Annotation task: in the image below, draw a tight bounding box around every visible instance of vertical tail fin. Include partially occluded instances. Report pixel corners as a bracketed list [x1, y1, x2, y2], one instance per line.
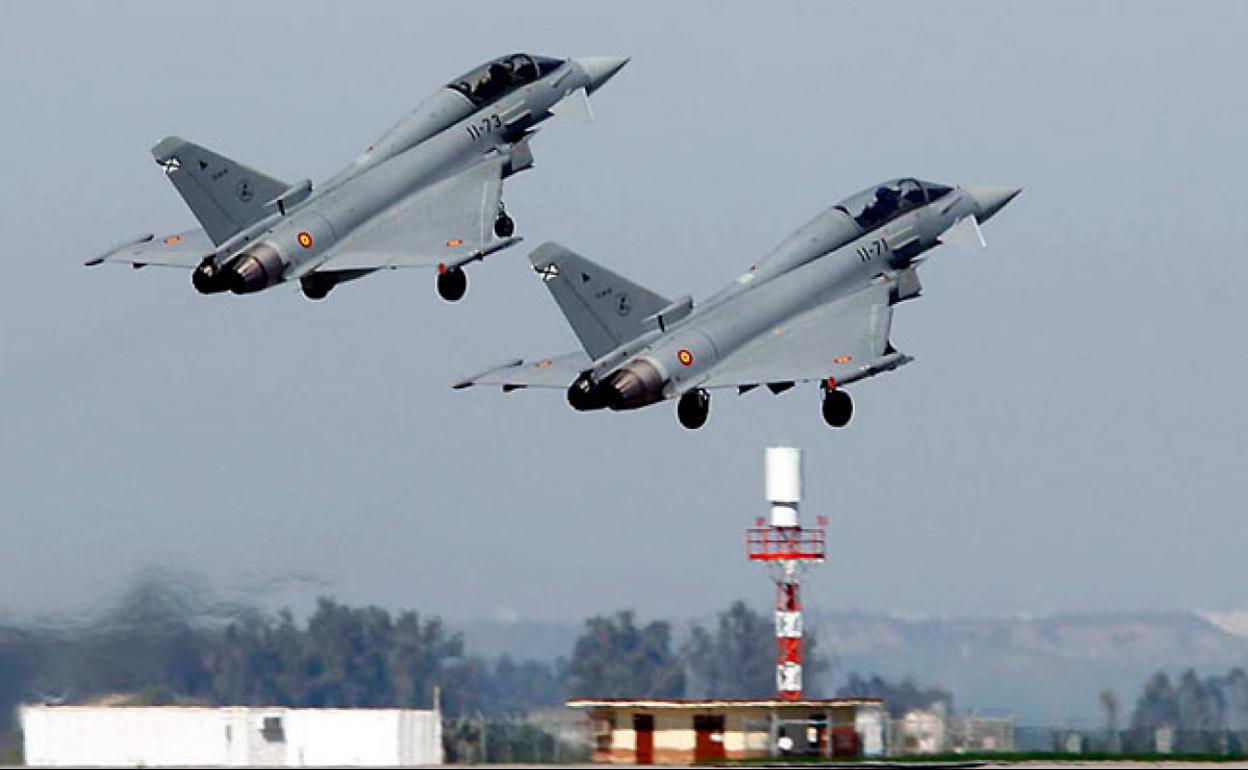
[151, 136, 289, 246]
[529, 242, 670, 359]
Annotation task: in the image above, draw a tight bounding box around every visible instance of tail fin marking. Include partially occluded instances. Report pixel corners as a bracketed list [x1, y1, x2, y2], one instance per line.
[529, 242, 670, 359]
[151, 136, 288, 245]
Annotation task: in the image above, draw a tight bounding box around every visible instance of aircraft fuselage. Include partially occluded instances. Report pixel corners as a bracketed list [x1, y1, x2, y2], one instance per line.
[576, 183, 1013, 412]
[193, 56, 620, 296]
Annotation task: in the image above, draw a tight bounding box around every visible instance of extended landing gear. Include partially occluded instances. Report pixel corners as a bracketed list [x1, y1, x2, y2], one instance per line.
[821, 386, 853, 428]
[494, 202, 515, 238]
[436, 266, 468, 302]
[300, 274, 335, 301]
[677, 388, 710, 430]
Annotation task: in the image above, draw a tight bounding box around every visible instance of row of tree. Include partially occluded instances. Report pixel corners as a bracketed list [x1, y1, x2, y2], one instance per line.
[1132, 668, 1248, 733]
[3, 579, 555, 720]
[0, 575, 963, 759]
[0, 579, 842, 753]
[568, 601, 823, 700]
[21, 579, 1248, 759]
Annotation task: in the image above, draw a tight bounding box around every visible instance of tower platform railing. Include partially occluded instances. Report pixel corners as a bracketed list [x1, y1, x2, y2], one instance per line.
[746, 527, 826, 562]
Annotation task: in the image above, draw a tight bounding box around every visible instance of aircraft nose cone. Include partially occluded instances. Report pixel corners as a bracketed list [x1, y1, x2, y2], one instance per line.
[577, 55, 630, 93]
[965, 186, 1022, 223]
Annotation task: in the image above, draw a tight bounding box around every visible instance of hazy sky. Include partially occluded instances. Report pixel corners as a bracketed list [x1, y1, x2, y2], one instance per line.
[2, 1, 1246, 625]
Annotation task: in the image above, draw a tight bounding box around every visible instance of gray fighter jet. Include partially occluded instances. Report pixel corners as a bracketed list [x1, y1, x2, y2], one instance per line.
[455, 179, 1020, 428]
[86, 53, 628, 301]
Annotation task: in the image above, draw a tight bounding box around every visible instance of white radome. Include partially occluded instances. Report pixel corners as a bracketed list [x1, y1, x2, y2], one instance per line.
[765, 446, 802, 528]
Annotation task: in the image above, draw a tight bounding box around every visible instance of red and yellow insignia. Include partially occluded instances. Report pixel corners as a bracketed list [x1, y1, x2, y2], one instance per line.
[297, 231, 314, 249]
[446, 238, 464, 247]
[536, 359, 553, 369]
[162, 234, 182, 245]
[677, 349, 694, 366]
[833, 354, 853, 364]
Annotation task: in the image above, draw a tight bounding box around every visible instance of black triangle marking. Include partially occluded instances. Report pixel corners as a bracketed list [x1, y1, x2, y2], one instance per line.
[198, 160, 208, 171]
[581, 272, 591, 283]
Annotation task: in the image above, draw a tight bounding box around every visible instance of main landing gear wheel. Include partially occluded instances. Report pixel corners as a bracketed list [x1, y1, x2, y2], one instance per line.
[821, 387, 853, 428]
[436, 267, 468, 302]
[677, 388, 710, 430]
[494, 203, 515, 238]
[300, 275, 334, 300]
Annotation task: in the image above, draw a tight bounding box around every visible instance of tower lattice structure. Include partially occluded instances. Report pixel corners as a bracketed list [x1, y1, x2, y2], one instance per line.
[746, 447, 826, 700]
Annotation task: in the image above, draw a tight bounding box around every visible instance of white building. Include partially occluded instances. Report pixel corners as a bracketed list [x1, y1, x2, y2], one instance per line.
[887, 709, 1017, 755]
[20, 705, 442, 767]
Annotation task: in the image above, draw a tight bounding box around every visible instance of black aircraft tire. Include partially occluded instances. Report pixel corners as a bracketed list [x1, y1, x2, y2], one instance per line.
[677, 389, 710, 430]
[300, 278, 332, 301]
[494, 213, 516, 238]
[437, 268, 468, 302]
[821, 389, 853, 428]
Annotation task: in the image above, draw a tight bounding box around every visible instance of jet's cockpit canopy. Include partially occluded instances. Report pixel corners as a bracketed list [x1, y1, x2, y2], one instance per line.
[836, 178, 954, 231]
[448, 54, 565, 107]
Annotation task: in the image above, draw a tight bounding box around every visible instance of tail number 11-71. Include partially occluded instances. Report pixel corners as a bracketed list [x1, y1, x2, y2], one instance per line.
[466, 115, 503, 141]
[856, 238, 888, 263]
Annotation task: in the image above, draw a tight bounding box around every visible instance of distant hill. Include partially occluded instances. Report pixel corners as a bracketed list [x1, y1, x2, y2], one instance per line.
[807, 609, 1248, 723]
[455, 610, 1248, 723]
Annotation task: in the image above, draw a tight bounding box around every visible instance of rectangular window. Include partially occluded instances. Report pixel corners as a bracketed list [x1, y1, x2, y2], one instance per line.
[261, 715, 285, 743]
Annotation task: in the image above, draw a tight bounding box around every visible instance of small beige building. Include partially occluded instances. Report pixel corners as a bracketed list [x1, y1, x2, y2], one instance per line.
[567, 698, 885, 764]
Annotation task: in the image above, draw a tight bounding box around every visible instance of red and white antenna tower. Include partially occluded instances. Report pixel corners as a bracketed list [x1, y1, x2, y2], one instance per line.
[746, 446, 827, 700]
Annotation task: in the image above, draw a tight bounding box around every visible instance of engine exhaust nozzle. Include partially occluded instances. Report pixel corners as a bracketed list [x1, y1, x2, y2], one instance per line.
[191, 258, 229, 294]
[226, 243, 284, 294]
[567, 373, 608, 412]
[602, 359, 665, 410]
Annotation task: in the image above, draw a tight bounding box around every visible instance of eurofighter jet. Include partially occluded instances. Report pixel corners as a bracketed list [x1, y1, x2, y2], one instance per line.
[455, 180, 1020, 428]
[86, 53, 628, 301]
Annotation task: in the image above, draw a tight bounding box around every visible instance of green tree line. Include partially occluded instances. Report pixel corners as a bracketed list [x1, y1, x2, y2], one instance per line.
[1129, 668, 1248, 753]
[0, 578, 835, 756]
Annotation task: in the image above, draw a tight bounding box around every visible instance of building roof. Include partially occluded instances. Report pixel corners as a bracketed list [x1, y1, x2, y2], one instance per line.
[566, 697, 882, 710]
[22, 704, 436, 714]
